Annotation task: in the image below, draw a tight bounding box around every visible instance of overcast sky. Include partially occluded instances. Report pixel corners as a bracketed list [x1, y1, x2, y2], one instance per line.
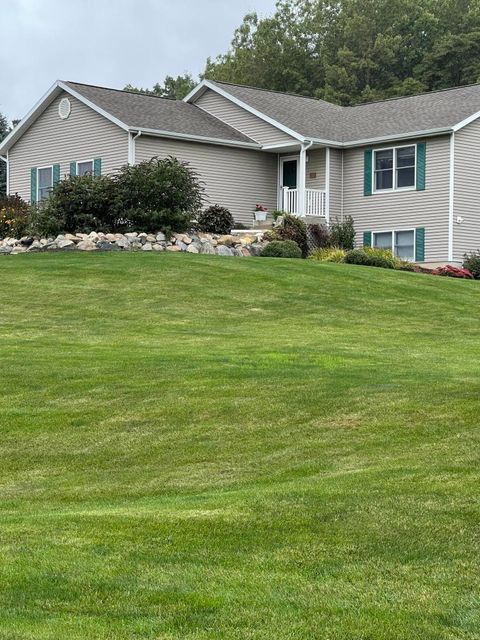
[0, 0, 277, 122]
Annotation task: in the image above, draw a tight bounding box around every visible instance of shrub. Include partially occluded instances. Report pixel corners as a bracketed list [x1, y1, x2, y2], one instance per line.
[432, 265, 474, 279]
[260, 240, 302, 258]
[307, 223, 331, 249]
[36, 174, 117, 234]
[269, 214, 308, 257]
[329, 216, 355, 250]
[196, 204, 234, 234]
[309, 247, 346, 262]
[344, 247, 397, 269]
[0, 194, 29, 238]
[463, 251, 480, 279]
[114, 156, 203, 234]
[396, 260, 417, 272]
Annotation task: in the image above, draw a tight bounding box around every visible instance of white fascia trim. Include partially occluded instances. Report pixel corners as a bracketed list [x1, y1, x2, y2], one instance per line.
[343, 127, 452, 148]
[0, 80, 63, 155]
[57, 81, 130, 132]
[448, 132, 455, 261]
[261, 141, 303, 151]
[130, 126, 261, 149]
[452, 110, 480, 132]
[185, 79, 305, 142]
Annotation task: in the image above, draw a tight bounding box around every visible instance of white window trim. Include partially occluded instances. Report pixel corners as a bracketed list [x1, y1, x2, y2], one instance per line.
[37, 165, 53, 201]
[76, 159, 94, 176]
[372, 143, 417, 194]
[371, 228, 416, 261]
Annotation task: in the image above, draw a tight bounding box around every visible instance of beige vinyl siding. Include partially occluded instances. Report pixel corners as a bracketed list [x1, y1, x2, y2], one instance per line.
[194, 88, 296, 146]
[454, 120, 480, 260]
[343, 137, 450, 262]
[329, 148, 343, 222]
[9, 92, 128, 201]
[136, 136, 277, 226]
[306, 149, 325, 189]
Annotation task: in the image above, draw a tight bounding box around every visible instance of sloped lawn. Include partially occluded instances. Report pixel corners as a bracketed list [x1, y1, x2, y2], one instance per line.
[0, 253, 479, 639]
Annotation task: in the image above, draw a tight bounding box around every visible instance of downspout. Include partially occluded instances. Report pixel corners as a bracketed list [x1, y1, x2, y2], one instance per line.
[341, 150, 344, 221]
[325, 147, 331, 224]
[128, 131, 142, 165]
[448, 132, 455, 262]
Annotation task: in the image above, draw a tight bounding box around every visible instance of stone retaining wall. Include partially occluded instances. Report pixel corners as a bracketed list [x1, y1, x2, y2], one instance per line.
[0, 231, 268, 256]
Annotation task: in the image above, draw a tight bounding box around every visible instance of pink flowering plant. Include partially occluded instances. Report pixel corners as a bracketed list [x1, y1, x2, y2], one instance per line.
[254, 203, 268, 212]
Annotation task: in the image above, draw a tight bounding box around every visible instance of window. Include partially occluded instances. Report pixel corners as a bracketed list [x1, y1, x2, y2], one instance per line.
[77, 160, 93, 176]
[372, 229, 415, 261]
[37, 167, 53, 201]
[374, 145, 416, 192]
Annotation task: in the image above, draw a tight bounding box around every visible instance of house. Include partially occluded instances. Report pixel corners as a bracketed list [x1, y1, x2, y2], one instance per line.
[2, 78, 480, 265]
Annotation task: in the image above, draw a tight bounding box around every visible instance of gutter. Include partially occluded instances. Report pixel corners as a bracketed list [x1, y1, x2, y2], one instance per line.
[128, 126, 260, 150]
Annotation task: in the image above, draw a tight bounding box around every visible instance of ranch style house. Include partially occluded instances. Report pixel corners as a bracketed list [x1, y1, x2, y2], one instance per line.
[2, 78, 480, 265]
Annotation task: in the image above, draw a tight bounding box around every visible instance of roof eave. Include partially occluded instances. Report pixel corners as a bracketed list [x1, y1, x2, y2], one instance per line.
[129, 126, 260, 149]
[342, 127, 454, 148]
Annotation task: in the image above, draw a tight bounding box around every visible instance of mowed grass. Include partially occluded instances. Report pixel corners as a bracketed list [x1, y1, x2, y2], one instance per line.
[0, 252, 479, 640]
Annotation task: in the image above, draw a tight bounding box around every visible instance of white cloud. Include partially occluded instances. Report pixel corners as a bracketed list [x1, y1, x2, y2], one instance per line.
[0, 0, 276, 121]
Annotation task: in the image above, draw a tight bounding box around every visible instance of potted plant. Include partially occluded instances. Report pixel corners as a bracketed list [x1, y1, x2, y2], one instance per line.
[254, 203, 268, 222]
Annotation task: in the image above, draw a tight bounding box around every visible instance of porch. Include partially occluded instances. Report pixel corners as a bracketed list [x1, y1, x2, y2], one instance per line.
[275, 145, 331, 221]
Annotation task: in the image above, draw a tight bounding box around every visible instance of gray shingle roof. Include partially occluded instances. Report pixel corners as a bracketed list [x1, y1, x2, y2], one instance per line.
[209, 80, 480, 144]
[65, 82, 256, 145]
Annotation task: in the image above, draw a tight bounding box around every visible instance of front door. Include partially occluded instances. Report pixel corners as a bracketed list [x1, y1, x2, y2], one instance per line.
[281, 159, 298, 189]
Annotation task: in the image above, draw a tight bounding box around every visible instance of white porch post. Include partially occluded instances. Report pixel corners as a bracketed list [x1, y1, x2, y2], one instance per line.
[325, 147, 331, 223]
[299, 145, 307, 216]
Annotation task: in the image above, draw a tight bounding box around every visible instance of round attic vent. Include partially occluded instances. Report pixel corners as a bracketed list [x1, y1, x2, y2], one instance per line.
[58, 97, 71, 120]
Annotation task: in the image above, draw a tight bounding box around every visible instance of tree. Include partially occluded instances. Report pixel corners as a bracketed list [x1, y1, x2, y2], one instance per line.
[0, 112, 9, 196]
[124, 73, 197, 100]
[203, 0, 480, 105]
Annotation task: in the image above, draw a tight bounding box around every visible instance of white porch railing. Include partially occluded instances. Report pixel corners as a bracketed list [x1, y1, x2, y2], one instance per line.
[281, 187, 326, 218]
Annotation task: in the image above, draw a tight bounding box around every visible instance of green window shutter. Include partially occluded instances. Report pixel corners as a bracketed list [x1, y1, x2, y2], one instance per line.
[416, 142, 426, 191]
[363, 231, 372, 247]
[364, 149, 373, 196]
[415, 227, 425, 262]
[93, 158, 102, 177]
[53, 164, 61, 186]
[30, 168, 37, 203]
[70, 162, 77, 177]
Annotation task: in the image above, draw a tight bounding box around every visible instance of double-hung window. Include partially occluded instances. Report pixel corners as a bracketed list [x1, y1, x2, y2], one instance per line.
[374, 145, 416, 192]
[77, 160, 93, 176]
[37, 167, 53, 201]
[373, 229, 415, 261]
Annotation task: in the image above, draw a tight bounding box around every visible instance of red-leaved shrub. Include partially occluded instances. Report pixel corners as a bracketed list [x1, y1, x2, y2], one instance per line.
[431, 265, 474, 279]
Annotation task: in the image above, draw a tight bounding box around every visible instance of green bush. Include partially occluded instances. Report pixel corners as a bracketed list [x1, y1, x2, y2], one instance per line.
[329, 216, 355, 250]
[463, 251, 480, 279]
[260, 240, 302, 258]
[196, 204, 234, 234]
[309, 246, 346, 262]
[344, 247, 397, 269]
[271, 214, 308, 257]
[307, 223, 331, 249]
[35, 174, 117, 235]
[114, 156, 203, 234]
[0, 194, 29, 238]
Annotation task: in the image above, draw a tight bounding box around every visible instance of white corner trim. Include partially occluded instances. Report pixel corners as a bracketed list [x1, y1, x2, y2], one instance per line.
[185, 79, 306, 142]
[448, 132, 455, 261]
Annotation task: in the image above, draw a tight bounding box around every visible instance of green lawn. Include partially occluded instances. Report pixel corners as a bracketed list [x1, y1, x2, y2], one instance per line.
[0, 252, 479, 639]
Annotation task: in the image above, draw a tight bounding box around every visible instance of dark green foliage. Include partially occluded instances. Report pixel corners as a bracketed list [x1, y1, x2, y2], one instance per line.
[271, 214, 309, 257]
[33, 174, 117, 235]
[196, 204, 234, 234]
[0, 193, 29, 237]
[463, 251, 480, 279]
[344, 247, 397, 269]
[204, 0, 480, 105]
[114, 156, 203, 234]
[307, 223, 331, 249]
[329, 216, 355, 250]
[0, 112, 9, 196]
[124, 74, 197, 100]
[260, 239, 302, 258]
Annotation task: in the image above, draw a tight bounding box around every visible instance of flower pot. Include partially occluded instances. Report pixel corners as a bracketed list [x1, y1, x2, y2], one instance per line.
[255, 210, 267, 222]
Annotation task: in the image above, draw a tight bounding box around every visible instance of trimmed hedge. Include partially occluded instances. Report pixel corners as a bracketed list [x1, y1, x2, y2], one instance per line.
[260, 240, 302, 258]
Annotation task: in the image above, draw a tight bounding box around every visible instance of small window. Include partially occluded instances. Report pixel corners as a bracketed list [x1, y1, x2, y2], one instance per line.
[38, 167, 53, 201]
[394, 230, 415, 260]
[374, 145, 416, 192]
[373, 231, 393, 250]
[77, 160, 93, 176]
